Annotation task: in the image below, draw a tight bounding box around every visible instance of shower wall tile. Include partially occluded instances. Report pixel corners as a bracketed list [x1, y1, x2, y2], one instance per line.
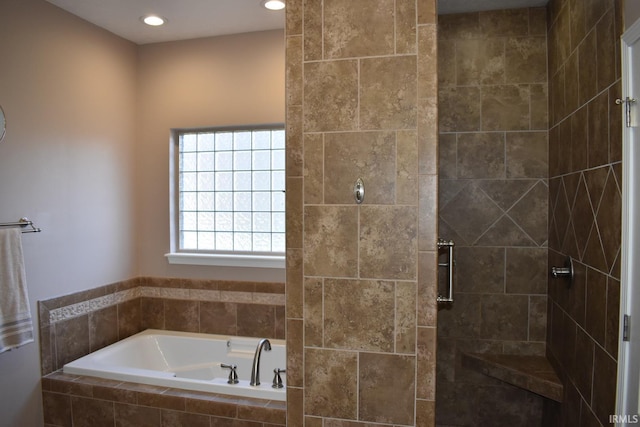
[285, 177, 303, 249]
[396, 0, 417, 54]
[438, 8, 549, 426]
[397, 130, 419, 205]
[286, 104, 303, 177]
[304, 278, 323, 347]
[396, 281, 417, 353]
[480, 294, 530, 340]
[286, 247, 303, 319]
[287, 319, 303, 388]
[302, 0, 322, 61]
[456, 39, 505, 85]
[359, 353, 415, 424]
[505, 36, 548, 83]
[418, 251, 438, 327]
[480, 9, 529, 37]
[455, 247, 505, 294]
[438, 134, 456, 179]
[303, 205, 358, 277]
[323, 0, 394, 59]
[303, 60, 358, 132]
[418, 25, 437, 97]
[417, 327, 437, 400]
[418, 96, 439, 175]
[359, 206, 417, 280]
[324, 279, 395, 352]
[506, 131, 548, 178]
[304, 348, 358, 419]
[324, 132, 396, 205]
[286, 35, 302, 107]
[418, 0, 436, 24]
[439, 86, 481, 132]
[285, 0, 302, 36]
[457, 132, 506, 179]
[506, 247, 548, 294]
[360, 56, 417, 130]
[288, 0, 437, 424]
[547, 3, 622, 403]
[418, 175, 438, 250]
[303, 133, 323, 204]
[481, 84, 531, 131]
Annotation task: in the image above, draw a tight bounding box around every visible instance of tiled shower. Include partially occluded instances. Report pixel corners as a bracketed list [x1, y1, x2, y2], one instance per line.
[437, 8, 550, 426]
[437, 0, 623, 426]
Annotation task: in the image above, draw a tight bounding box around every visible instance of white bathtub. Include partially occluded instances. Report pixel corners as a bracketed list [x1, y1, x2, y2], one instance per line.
[63, 329, 286, 401]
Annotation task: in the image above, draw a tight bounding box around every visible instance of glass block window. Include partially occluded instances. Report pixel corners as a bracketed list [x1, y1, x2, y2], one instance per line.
[176, 127, 285, 254]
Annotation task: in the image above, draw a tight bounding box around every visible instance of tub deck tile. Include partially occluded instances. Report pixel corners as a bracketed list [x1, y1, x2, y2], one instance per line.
[42, 371, 286, 426]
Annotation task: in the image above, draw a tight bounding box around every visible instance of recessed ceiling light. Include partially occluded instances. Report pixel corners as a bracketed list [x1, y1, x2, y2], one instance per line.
[262, 0, 285, 11]
[141, 15, 167, 26]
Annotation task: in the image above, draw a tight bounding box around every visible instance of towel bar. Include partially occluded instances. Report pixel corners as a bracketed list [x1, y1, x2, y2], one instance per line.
[0, 217, 41, 233]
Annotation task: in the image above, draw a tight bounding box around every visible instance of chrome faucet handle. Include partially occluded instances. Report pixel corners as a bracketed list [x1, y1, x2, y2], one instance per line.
[272, 368, 286, 389]
[220, 363, 239, 384]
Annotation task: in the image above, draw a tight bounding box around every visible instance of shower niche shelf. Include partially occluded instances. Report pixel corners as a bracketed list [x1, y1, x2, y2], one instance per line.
[461, 352, 563, 403]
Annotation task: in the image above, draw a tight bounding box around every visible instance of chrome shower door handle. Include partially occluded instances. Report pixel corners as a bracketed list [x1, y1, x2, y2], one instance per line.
[437, 239, 455, 303]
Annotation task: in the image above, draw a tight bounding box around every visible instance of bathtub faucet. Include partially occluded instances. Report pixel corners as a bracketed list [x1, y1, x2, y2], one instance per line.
[250, 338, 272, 386]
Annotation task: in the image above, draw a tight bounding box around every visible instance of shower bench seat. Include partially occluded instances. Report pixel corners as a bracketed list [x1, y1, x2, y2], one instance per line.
[461, 352, 563, 403]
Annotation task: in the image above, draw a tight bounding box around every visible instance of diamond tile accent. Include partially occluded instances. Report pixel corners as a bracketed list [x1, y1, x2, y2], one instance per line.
[439, 182, 502, 244]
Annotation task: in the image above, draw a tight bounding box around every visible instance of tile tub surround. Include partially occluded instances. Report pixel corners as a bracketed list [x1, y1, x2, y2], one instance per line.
[286, 0, 439, 425]
[38, 277, 285, 376]
[437, 7, 549, 427]
[39, 277, 285, 427]
[545, 0, 623, 425]
[42, 371, 285, 426]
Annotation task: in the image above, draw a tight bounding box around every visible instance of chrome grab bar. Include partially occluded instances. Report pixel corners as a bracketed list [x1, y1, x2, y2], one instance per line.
[437, 239, 455, 303]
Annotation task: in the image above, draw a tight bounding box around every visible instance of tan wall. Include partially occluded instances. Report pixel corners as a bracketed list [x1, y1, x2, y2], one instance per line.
[136, 30, 285, 282]
[285, 0, 439, 425]
[0, 1, 138, 425]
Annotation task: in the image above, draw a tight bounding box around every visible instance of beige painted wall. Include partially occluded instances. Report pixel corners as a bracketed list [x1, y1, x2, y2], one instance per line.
[136, 30, 286, 282]
[626, 0, 640, 28]
[0, 1, 138, 426]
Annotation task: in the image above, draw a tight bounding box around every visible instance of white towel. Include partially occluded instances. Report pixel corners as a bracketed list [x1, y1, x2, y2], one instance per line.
[0, 228, 34, 353]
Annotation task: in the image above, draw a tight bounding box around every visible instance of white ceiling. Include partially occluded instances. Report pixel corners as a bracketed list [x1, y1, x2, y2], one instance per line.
[45, 0, 548, 45]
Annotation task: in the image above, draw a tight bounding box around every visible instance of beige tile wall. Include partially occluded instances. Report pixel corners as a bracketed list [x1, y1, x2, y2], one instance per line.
[286, 0, 439, 425]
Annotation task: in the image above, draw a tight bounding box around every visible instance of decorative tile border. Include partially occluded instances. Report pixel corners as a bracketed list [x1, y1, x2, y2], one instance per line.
[49, 287, 141, 324]
[46, 279, 285, 325]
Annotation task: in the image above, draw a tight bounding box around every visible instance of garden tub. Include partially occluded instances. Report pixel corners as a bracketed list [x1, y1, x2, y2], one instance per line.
[63, 329, 286, 401]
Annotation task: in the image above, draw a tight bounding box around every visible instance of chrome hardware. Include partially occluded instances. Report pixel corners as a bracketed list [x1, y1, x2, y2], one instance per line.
[250, 338, 272, 386]
[551, 256, 574, 287]
[437, 239, 455, 303]
[354, 178, 365, 204]
[0, 217, 42, 233]
[220, 363, 239, 384]
[272, 368, 286, 389]
[616, 97, 637, 127]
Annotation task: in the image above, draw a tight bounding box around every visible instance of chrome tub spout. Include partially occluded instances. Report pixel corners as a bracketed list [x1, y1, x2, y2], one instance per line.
[250, 338, 272, 386]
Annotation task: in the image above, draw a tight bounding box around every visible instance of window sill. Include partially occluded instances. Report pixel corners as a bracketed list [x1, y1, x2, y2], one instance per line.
[165, 252, 285, 269]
